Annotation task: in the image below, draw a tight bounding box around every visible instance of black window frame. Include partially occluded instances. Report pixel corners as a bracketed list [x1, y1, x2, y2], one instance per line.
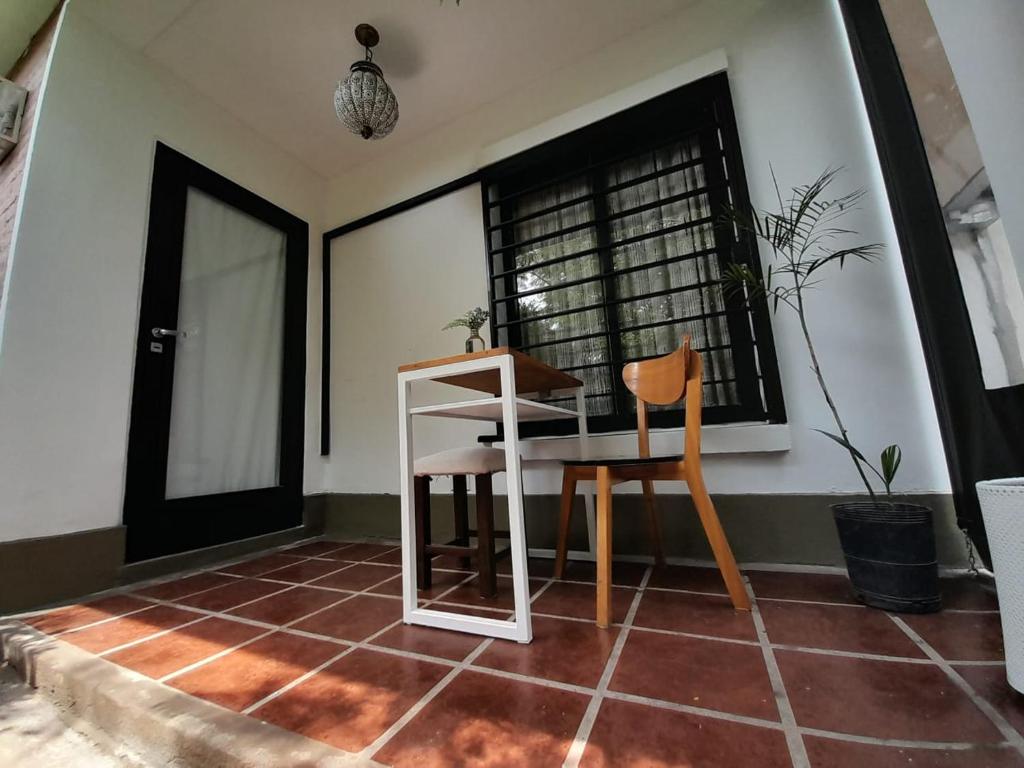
[479, 72, 785, 437]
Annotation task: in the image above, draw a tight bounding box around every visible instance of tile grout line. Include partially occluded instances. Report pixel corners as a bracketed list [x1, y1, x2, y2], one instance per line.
[561, 565, 652, 768]
[888, 614, 1024, 756]
[97, 614, 211, 658]
[600, 686, 784, 732]
[18, 540, 1015, 761]
[797, 724, 1014, 752]
[155, 566, 416, 684]
[10, 538, 983, 620]
[23, 545, 989, 636]
[85, 566, 362, 655]
[26, 580, 1020, 760]
[238, 578, 443, 719]
[244, 568, 488, 716]
[359, 638, 495, 762]
[747, 580, 810, 768]
[121, 609, 1019, 756]
[241, 644, 359, 716]
[145, 562, 479, 687]
[754, 594, 999, 615]
[54, 578, 299, 648]
[354, 570, 496, 761]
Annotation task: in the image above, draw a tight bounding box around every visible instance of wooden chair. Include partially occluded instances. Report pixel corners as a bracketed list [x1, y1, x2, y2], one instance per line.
[414, 447, 510, 598]
[555, 337, 750, 627]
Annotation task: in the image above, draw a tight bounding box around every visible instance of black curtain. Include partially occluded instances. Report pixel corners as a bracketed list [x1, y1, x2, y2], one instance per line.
[840, 0, 1024, 566]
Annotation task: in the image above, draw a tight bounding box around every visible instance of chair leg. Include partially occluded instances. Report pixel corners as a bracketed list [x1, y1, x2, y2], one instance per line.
[641, 479, 665, 567]
[596, 466, 613, 629]
[453, 474, 471, 569]
[475, 473, 497, 599]
[554, 469, 576, 579]
[414, 475, 432, 591]
[687, 470, 750, 611]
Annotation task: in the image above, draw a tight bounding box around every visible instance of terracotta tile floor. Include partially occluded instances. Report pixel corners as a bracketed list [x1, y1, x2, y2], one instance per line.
[14, 541, 1024, 767]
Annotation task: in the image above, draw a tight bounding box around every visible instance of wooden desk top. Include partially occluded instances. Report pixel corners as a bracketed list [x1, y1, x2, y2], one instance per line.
[398, 347, 583, 395]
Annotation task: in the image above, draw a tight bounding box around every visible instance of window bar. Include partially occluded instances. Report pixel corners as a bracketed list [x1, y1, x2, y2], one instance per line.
[485, 155, 718, 232]
[518, 319, 744, 353]
[589, 166, 630, 418]
[716, 95, 787, 423]
[491, 221, 718, 289]
[486, 167, 724, 235]
[494, 278, 729, 330]
[484, 126, 716, 209]
[699, 109, 764, 414]
[488, 187, 720, 256]
[491, 241, 721, 303]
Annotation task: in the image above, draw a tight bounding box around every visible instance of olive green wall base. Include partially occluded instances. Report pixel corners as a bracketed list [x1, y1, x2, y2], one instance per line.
[317, 492, 967, 568]
[1, 501, 327, 615]
[0, 493, 965, 615]
[0, 526, 126, 614]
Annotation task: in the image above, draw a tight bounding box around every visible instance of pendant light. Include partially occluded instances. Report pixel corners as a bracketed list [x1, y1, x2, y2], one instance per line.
[334, 24, 399, 140]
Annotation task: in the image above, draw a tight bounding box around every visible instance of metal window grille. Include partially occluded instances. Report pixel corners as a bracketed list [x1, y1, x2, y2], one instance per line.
[480, 73, 785, 436]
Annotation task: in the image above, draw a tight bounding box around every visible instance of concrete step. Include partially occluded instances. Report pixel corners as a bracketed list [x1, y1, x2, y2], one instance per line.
[0, 620, 379, 768]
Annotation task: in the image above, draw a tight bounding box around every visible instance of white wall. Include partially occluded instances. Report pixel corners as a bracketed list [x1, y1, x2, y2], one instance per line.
[319, 0, 951, 497]
[0, 3, 325, 542]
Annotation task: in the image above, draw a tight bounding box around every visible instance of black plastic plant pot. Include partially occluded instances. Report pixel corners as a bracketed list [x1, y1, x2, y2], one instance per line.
[831, 502, 942, 613]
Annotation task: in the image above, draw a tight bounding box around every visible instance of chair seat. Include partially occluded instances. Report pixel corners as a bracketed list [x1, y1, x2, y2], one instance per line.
[414, 447, 507, 476]
[562, 454, 683, 467]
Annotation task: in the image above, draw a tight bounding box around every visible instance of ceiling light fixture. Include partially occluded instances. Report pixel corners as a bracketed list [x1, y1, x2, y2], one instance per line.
[334, 24, 398, 140]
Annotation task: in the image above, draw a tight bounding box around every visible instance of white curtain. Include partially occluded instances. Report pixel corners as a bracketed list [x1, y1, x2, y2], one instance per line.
[165, 187, 286, 499]
[513, 179, 616, 414]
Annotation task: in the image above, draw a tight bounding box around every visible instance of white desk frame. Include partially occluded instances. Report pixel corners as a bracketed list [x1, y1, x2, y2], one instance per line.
[397, 353, 589, 644]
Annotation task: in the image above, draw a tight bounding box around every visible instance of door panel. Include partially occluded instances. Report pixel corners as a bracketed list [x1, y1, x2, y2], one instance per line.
[124, 144, 308, 563]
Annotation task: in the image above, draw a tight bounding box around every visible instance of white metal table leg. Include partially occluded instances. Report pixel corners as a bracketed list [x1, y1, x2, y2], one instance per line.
[397, 376, 417, 624]
[575, 387, 597, 555]
[397, 354, 536, 643]
[500, 355, 532, 643]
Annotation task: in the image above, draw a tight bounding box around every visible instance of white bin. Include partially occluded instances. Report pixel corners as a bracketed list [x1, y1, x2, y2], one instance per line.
[976, 478, 1024, 693]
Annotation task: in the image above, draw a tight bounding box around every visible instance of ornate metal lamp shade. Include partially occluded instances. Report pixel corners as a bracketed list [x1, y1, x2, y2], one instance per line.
[334, 24, 398, 140]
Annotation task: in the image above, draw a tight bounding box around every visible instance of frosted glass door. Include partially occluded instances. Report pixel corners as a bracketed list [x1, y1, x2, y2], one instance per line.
[165, 187, 287, 499]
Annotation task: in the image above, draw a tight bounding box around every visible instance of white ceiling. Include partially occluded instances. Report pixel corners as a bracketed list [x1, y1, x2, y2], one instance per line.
[76, 0, 694, 179]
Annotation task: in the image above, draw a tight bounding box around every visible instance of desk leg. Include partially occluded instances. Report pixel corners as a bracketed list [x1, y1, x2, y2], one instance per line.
[397, 376, 417, 623]
[500, 356, 532, 643]
[575, 388, 597, 556]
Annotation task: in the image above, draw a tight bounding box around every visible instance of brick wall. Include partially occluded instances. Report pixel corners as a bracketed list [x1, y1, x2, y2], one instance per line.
[0, 4, 62, 308]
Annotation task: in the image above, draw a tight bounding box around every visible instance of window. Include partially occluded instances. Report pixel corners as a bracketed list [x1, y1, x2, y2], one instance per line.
[481, 73, 784, 435]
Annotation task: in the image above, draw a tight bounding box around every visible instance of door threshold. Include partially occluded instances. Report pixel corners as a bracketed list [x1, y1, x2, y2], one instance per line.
[119, 525, 309, 585]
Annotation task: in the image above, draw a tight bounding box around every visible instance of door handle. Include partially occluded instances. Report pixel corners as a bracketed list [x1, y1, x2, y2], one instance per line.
[152, 327, 186, 338]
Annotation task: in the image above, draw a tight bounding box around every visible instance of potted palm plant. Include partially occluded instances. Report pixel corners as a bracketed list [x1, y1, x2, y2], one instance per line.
[723, 168, 941, 613]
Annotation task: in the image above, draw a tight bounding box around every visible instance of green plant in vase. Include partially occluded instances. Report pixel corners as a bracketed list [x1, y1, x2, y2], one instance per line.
[444, 307, 489, 353]
[721, 167, 941, 613]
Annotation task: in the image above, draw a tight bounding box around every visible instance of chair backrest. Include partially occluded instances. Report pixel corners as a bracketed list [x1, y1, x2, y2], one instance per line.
[621, 337, 704, 459]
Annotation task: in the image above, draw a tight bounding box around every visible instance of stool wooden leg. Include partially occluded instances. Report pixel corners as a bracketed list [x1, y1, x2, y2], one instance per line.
[414, 475, 432, 591]
[596, 466, 613, 629]
[641, 479, 665, 567]
[475, 473, 497, 599]
[453, 474, 471, 569]
[554, 469, 576, 579]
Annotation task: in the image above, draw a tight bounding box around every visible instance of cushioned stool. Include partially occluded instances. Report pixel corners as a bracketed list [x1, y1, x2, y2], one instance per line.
[414, 447, 509, 599]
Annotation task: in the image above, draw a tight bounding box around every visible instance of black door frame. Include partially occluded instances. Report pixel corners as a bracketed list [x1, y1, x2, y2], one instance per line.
[840, 0, 1024, 565]
[123, 142, 308, 563]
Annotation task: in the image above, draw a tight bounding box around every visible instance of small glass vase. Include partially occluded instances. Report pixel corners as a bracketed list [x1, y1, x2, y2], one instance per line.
[465, 329, 486, 354]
